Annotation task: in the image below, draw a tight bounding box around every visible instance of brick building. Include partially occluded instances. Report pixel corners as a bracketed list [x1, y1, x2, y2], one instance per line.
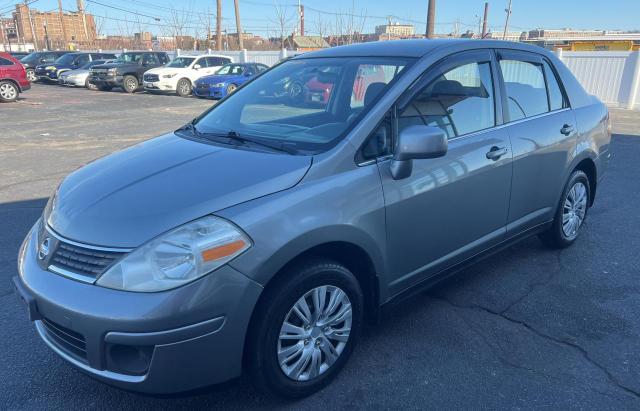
[13, 3, 96, 49]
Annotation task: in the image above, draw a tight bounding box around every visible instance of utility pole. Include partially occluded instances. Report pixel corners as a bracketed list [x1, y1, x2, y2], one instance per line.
[216, 0, 222, 50]
[57, 0, 68, 48]
[233, 0, 243, 50]
[43, 19, 51, 50]
[425, 0, 435, 38]
[481, 2, 489, 38]
[300, 4, 304, 37]
[502, 0, 512, 40]
[77, 0, 89, 44]
[25, 1, 38, 51]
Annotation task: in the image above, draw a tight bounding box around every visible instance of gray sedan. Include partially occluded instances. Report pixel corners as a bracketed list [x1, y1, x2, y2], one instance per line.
[14, 39, 611, 398]
[58, 59, 114, 88]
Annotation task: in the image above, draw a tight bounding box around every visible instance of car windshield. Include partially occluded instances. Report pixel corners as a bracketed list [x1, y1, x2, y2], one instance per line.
[54, 54, 78, 65]
[20, 53, 38, 63]
[167, 57, 195, 68]
[216, 64, 245, 75]
[192, 57, 413, 154]
[115, 53, 144, 63]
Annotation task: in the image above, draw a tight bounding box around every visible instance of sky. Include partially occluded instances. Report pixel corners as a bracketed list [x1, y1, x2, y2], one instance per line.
[1, 0, 639, 38]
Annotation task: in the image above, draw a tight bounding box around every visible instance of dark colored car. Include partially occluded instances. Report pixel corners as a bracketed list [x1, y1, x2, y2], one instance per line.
[10, 51, 30, 60]
[35, 52, 117, 82]
[89, 51, 170, 93]
[0, 52, 30, 102]
[20, 51, 70, 82]
[193, 63, 269, 99]
[15, 40, 611, 398]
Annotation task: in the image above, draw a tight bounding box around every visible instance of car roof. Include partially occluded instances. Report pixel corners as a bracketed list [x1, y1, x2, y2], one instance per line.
[178, 54, 232, 58]
[295, 39, 550, 59]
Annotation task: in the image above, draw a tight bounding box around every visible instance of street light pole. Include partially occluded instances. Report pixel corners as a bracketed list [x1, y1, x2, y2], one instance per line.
[503, 0, 512, 40]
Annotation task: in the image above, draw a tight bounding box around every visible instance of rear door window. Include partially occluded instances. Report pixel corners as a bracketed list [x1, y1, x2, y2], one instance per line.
[543, 60, 566, 111]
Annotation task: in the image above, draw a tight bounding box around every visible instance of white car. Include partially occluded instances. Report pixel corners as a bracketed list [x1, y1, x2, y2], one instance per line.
[143, 54, 233, 97]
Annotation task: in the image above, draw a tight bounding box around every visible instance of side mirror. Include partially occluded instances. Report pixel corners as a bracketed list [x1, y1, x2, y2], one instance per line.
[390, 125, 448, 180]
[193, 64, 202, 70]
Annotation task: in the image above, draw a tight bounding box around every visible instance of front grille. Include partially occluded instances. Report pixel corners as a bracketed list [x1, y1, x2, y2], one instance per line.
[143, 73, 159, 82]
[41, 317, 87, 362]
[50, 241, 125, 279]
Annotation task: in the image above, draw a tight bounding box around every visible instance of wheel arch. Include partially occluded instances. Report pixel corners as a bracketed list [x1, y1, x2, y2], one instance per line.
[0, 77, 21, 92]
[568, 154, 597, 206]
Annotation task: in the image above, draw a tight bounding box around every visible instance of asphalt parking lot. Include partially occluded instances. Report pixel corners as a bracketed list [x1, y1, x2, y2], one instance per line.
[1, 84, 639, 410]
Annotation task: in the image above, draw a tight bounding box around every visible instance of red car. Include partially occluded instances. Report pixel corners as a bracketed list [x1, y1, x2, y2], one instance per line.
[0, 52, 30, 102]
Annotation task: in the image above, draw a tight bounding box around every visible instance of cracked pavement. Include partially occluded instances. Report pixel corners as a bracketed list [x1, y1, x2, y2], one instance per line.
[1, 85, 639, 410]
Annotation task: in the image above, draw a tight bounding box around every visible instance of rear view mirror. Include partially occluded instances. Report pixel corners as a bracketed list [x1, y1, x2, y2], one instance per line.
[390, 125, 448, 180]
[193, 64, 202, 70]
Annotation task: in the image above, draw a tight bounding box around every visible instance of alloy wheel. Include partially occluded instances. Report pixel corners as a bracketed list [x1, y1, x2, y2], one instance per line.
[0, 83, 18, 101]
[562, 181, 587, 239]
[26, 70, 36, 82]
[277, 285, 352, 382]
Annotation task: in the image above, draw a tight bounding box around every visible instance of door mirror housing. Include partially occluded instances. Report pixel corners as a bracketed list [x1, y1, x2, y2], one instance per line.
[390, 125, 448, 180]
[193, 64, 202, 70]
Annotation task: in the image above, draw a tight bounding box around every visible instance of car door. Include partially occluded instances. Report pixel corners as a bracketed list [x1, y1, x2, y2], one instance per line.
[496, 50, 576, 233]
[376, 50, 513, 295]
[140, 53, 160, 78]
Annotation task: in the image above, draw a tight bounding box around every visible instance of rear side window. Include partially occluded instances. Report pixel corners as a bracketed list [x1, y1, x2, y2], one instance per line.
[0, 57, 13, 66]
[207, 57, 231, 67]
[543, 61, 565, 111]
[399, 61, 495, 139]
[500, 58, 559, 121]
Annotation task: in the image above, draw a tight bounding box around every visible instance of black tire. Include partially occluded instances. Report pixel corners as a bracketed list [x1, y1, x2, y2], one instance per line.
[539, 170, 590, 249]
[123, 75, 139, 93]
[176, 78, 192, 97]
[226, 83, 238, 95]
[0, 80, 19, 102]
[25, 69, 36, 82]
[246, 258, 363, 398]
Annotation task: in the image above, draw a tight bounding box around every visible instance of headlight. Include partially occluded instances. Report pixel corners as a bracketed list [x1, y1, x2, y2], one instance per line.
[107, 68, 118, 75]
[45, 66, 55, 70]
[214, 82, 227, 88]
[162, 73, 177, 78]
[96, 216, 251, 292]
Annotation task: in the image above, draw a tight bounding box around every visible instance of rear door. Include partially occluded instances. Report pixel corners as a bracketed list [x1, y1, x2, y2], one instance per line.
[496, 50, 576, 233]
[377, 50, 513, 295]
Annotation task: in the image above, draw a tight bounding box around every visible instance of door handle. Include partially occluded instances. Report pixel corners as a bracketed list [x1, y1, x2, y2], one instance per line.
[486, 146, 508, 161]
[560, 124, 575, 136]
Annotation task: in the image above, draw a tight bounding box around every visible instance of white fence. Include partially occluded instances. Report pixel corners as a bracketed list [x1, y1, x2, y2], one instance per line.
[557, 50, 640, 110]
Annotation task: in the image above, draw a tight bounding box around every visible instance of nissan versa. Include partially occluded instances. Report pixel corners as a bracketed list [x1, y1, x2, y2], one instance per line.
[14, 40, 611, 398]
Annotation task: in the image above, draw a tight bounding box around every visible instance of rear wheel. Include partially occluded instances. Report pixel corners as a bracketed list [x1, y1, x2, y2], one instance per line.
[0, 81, 19, 102]
[539, 170, 590, 248]
[25, 69, 36, 82]
[123, 75, 139, 93]
[246, 259, 363, 398]
[176, 78, 192, 97]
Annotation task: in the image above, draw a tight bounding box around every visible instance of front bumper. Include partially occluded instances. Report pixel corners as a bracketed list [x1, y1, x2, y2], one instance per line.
[193, 85, 225, 99]
[143, 79, 177, 92]
[59, 76, 85, 87]
[15, 222, 263, 394]
[89, 75, 123, 88]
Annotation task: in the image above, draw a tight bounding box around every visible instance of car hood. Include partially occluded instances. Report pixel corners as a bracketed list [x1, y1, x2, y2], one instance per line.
[145, 66, 182, 76]
[92, 62, 133, 70]
[197, 74, 241, 85]
[47, 133, 312, 248]
[60, 69, 88, 77]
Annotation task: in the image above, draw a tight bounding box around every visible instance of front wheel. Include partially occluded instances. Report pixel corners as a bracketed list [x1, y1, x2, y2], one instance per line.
[246, 259, 363, 398]
[123, 75, 139, 93]
[0, 81, 19, 102]
[26, 69, 36, 82]
[176, 78, 192, 97]
[539, 170, 590, 248]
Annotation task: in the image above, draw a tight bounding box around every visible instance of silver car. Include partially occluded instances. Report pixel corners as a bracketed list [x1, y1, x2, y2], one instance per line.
[58, 59, 114, 88]
[14, 40, 611, 398]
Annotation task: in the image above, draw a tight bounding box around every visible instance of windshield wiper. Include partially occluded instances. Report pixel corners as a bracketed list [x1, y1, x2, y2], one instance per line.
[214, 130, 297, 155]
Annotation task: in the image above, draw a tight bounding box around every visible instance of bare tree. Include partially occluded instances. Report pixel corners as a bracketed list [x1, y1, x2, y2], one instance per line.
[314, 13, 330, 41]
[271, 1, 294, 49]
